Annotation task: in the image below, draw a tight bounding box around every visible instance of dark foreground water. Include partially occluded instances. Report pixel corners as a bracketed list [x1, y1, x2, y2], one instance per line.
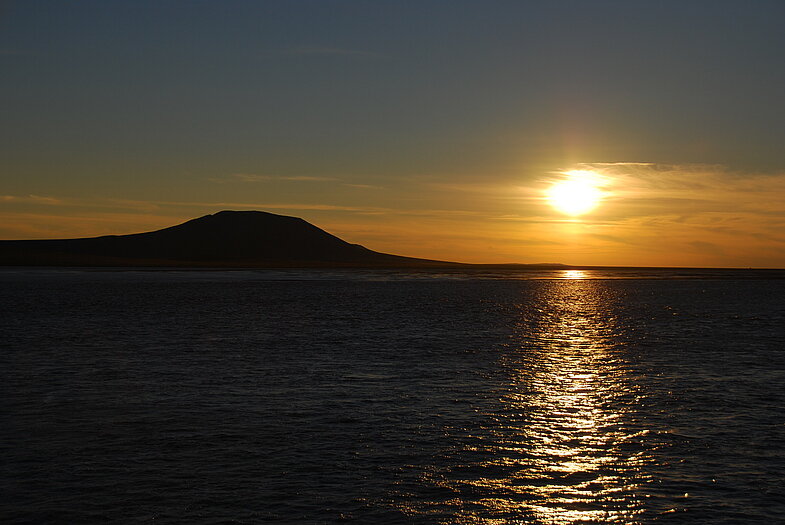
[2, 268, 784, 524]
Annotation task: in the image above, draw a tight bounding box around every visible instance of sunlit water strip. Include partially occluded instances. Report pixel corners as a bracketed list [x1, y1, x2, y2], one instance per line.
[510, 280, 651, 523]
[409, 279, 653, 523]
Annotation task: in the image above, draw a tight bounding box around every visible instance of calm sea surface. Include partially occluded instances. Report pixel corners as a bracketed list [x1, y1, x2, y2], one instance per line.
[2, 268, 784, 523]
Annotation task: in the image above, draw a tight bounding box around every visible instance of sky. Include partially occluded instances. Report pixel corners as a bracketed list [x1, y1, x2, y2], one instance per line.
[3, 0, 785, 267]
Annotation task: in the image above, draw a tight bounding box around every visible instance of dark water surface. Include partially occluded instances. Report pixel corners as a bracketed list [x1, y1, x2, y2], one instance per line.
[2, 269, 784, 523]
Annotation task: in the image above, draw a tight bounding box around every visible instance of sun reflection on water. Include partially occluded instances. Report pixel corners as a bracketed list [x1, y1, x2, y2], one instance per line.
[422, 279, 651, 523]
[509, 281, 650, 522]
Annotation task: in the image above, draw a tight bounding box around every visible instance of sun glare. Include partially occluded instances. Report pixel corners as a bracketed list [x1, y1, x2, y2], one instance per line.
[546, 170, 606, 216]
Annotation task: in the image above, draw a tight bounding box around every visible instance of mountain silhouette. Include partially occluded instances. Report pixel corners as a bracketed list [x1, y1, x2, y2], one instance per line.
[0, 210, 460, 267]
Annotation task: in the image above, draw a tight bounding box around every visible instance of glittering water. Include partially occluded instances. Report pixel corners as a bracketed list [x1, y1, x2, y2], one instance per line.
[2, 269, 784, 523]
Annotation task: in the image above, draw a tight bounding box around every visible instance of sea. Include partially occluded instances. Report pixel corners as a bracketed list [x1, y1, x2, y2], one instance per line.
[2, 267, 784, 524]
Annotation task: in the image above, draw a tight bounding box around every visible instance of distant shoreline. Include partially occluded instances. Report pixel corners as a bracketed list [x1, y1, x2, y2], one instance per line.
[2, 265, 784, 280]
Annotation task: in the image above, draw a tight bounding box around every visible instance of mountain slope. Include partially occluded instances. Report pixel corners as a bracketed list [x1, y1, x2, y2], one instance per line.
[0, 210, 458, 267]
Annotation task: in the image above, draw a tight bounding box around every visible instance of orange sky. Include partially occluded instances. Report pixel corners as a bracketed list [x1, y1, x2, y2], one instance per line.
[4, 162, 785, 267]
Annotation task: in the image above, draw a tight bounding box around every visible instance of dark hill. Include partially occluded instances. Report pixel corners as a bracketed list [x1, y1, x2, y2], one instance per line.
[0, 210, 460, 267]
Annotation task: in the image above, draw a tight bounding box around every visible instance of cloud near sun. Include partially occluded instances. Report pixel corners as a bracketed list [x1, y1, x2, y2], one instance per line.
[513, 162, 785, 267]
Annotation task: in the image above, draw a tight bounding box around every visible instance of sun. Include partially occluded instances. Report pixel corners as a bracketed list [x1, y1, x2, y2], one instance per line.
[546, 170, 606, 216]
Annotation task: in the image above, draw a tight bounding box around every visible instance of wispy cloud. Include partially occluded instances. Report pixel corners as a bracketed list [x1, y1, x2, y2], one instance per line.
[0, 211, 179, 240]
[211, 173, 340, 183]
[0, 192, 502, 222]
[283, 176, 339, 182]
[182, 202, 388, 213]
[1, 194, 63, 205]
[343, 183, 385, 190]
[576, 162, 785, 216]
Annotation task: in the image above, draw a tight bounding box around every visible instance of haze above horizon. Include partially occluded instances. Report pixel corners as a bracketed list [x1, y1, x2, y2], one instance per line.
[3, 1, 785, 267]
